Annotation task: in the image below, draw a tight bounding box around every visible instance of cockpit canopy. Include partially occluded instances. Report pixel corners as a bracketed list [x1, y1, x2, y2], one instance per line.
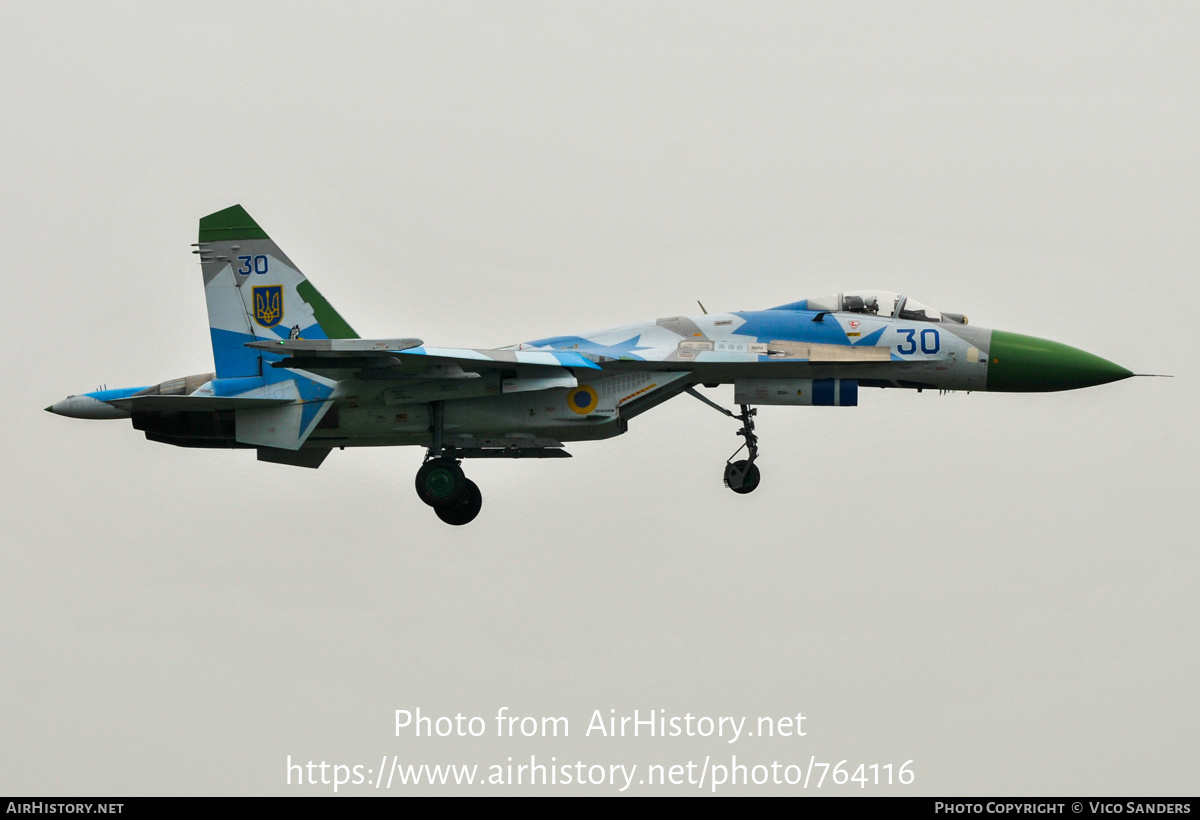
[801, 291, 966, 324]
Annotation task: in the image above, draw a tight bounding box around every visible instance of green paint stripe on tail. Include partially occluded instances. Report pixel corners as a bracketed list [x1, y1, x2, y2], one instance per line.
[297, 280, 358, 339]
[199, 204, 270, 242]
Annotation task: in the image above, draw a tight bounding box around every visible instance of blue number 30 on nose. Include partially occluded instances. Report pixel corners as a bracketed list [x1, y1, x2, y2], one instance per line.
[897, 328, 940, 355]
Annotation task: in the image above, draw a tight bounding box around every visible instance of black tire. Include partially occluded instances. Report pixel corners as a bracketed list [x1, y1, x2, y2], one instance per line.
[415, 458, 466, 507]
[435, 479, 483, 526]
[724, 459, 761, 494]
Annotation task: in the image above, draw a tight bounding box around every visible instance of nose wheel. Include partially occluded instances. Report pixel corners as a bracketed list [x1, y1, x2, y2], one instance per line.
[724, 458, 760, 494]
[685, 387, 762, 494]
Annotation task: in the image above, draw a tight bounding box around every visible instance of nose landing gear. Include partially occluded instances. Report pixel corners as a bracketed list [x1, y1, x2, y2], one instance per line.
[722, 405, 760, 494]
[685, 387, 762, 494]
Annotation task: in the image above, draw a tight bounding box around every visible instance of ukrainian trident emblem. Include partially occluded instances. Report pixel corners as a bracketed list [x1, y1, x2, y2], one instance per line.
[252, 285, 283, 328]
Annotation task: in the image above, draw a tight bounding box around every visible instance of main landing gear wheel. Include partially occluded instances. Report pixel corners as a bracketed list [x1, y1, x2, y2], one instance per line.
[417, 402, 483, 524]
[434, 479, 483, 526]
[724, 459, 761, 494]
[415, 457, 466, 507]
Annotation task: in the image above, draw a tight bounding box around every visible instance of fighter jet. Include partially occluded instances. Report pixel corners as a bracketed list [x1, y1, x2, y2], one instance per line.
[47, 205, 1138, 525]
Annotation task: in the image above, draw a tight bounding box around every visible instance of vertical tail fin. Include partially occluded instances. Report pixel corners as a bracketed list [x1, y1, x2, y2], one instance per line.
[196, 205, 357, 378]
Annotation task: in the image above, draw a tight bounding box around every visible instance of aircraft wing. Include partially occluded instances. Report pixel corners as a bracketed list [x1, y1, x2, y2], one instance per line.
[246, 338, 425, 354]
[584, 340, 906, 383]
[401, 346, 601, 370]
[246, 339, 601, 379]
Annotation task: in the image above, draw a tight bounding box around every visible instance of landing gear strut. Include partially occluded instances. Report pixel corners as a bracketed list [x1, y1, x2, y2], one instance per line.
[685, 387, 762, 494]
[415, 400, 483, 525]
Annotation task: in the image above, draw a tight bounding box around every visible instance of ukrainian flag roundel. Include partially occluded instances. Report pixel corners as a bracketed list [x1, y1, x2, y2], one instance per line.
[253, 285, 284, 328]
[567, 384, 598, 415]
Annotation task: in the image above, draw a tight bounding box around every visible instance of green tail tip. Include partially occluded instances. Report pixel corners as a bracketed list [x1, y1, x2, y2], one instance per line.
[198, 204, 269, 242]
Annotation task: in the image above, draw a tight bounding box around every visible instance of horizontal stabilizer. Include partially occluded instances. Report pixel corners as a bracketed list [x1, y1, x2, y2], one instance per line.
[107, 395, 296, 412]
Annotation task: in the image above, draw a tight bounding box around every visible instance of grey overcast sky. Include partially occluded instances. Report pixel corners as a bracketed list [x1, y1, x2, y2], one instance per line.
[1, 1, 1195, 795]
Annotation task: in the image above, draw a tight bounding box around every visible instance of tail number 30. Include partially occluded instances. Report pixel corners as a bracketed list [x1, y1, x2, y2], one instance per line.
[236, 255, 270, 275]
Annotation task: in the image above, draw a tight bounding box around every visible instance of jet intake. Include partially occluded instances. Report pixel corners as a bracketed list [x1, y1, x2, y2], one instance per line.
[734, 378, 857, 406]
[132, 410, 242, 448]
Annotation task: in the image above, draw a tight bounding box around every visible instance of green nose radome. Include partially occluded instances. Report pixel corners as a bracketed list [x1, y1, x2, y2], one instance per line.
[987, 330, 1133, 392]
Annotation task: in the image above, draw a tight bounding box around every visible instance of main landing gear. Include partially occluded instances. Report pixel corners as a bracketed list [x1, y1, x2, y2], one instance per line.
[415, 401, 482, 525]
[415, 456, 483, 525]
[685, 387, 762, 495]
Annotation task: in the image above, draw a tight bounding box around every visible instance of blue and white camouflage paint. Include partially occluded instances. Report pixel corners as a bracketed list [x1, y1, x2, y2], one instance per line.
[47, 205, 1137, 522]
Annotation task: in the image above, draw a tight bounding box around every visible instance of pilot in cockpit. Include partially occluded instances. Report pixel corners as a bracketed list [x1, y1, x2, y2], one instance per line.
[842, 294, 879, 315]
